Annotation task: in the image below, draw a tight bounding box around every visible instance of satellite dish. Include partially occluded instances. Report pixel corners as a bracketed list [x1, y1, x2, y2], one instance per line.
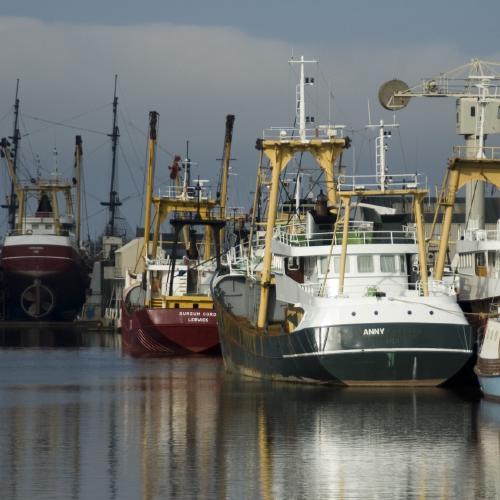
[378, 79, 411, 110]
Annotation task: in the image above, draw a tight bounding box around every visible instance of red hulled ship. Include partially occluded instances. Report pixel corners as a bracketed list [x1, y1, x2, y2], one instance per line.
[0, 138, 90, 320]
[120, 112, 234, 356]
[122, 293, 219, 355]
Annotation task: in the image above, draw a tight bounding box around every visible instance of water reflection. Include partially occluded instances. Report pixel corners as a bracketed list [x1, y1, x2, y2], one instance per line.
[0, 348, 497, 499]
[0, 325, 120, 349]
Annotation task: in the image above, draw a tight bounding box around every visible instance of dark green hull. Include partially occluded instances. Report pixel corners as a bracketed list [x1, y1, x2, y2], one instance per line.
[214, 299, 473, 387]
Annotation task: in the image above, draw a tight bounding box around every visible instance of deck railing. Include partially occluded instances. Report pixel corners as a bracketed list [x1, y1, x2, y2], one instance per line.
[274, 223, 416, 247]
[416, 279, 456, 296]
[458, 226, 500, 242]
[298, 278, 455, 298]
[7, 228, 73, 238]
[157, 185, 212, 201]
[453, 145, 500, 161]
[262, 125, 345, 141]
[337, 173, 425, 192]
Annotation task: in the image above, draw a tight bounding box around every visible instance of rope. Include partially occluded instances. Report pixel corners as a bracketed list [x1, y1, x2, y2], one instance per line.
[319, 204, 343, 297]
[387, 296, 491, 318]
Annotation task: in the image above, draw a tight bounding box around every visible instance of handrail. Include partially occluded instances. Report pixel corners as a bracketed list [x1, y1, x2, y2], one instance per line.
[453, 145, 500, 160]
[274, 225, 416, 247]
[298, 278, 456, 298]
[337, 173, 426, 191]
[262, 125, 345, 141]
[458, 227, 500, 242]
[7, 229, 73, 237]
[416, 279, 455, 296]
[157, 185, 212, 200]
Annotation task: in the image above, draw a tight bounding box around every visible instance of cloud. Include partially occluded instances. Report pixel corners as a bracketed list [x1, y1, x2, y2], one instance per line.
[0, 16, 497, 236]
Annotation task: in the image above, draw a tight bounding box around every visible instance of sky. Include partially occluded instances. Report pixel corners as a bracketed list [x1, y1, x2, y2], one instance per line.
[1, 0, 500, 239]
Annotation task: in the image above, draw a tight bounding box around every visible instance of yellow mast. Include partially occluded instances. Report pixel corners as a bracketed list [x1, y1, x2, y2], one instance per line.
[257, 139, 347, 329]
[414, 192, 428, 296]
[337, 195, 351, 296]
[143, 111, 159, 260]
[0, 138, 22, 227]
[219, 115, 235, 217]
[219, 114, 235, 247]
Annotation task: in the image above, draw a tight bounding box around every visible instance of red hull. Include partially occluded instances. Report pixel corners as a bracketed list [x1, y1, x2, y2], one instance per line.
[2, 243, 81, 277]
[1, 240, 90, 320]
[121, 306, 220, 356]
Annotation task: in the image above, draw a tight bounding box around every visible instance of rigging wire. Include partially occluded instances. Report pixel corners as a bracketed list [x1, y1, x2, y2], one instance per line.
[118, 146, 143, 199]
[21, 113, 109, 137]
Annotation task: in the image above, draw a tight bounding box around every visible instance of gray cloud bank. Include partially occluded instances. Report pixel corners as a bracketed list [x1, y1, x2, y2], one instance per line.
[0, 17, 497, 237]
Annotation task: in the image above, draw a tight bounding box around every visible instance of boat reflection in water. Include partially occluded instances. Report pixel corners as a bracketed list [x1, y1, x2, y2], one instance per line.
[0, 350, 499, 499]
[0, 325, 120, 349]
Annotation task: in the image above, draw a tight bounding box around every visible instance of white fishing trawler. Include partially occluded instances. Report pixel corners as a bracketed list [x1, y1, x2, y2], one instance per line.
[476, 311, 500, 401]
[212, 57, 473, 386]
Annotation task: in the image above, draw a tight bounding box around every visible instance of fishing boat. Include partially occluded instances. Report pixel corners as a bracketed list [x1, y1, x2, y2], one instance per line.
[121, 112, 234, 356]
[378, 60, 500, 335]
[0, 137, 91, 320]
[475, 313, 500, 400]
[212, 57, 473, 386]
[454, 222, 500, 320]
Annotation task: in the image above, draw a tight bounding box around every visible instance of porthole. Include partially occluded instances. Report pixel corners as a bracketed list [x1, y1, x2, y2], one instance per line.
[429, 310, 434, 315]
[374, 311, 379, 315]
[407, 310, 412, 315]
[351, 312, 356, 316]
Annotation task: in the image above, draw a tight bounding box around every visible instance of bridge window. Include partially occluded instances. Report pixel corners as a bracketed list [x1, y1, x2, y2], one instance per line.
[333, 256, 350, 273]
[489, 251, 496, 268]
[475, 252, 486, 267]
[399, 255, 406, 272]
[357, 255, 374, 273]
[380, 255, 396, 273]
[319, 256, 329, 275]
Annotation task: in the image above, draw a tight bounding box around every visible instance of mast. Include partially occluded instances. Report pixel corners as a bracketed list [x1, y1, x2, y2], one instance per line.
[256, 56, 348, 328]
[101, 75, 122, 236]
[143, 111, 159, 259]
[218, 114, 235, 246]
[8, 79, 20, 231]
[0, 138, 22, 231]
[74, 136, 83, 244]
[182, 140, 191, 195]
[289, 56, 317, 142]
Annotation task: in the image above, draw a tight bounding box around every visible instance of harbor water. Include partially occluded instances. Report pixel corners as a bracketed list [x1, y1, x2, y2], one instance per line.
[0, 327, 499, 499]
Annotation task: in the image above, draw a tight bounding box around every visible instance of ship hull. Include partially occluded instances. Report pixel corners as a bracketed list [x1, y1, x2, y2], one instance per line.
[476, 373, 500, 401]
[1, 236, 90, 320]
[475, 318, 500, 401]
[214, 289, 473, 387]
[121, 306, 220, 357]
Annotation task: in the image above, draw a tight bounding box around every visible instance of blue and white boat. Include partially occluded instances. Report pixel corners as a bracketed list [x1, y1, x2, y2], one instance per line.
[476, 316, 500, 401]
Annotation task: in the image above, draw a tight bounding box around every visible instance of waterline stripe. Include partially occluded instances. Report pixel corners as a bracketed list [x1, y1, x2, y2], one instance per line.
[282, 347, 473, 358]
